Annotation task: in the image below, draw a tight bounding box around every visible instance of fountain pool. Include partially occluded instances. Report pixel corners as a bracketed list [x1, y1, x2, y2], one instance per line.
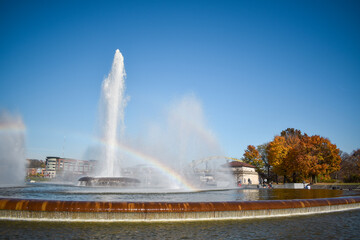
[0, 183, 358, 202]
[0, 183, 359, 222]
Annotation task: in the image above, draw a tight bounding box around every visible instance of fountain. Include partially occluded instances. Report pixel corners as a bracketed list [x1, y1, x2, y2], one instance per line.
[78, 176, 140, 187]
[0, 50, 359, 223]
[0, 111, 26, 187]
[99, 49, 127, 178]
[81, 49, 140, 186]
[82, 49, 232, 190]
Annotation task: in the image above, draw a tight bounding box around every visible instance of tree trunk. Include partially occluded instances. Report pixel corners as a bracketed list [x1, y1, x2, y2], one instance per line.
[311, 175, 318, 184]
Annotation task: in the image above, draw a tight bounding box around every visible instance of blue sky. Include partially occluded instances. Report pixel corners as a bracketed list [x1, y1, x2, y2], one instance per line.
[0, 0, 359, 160]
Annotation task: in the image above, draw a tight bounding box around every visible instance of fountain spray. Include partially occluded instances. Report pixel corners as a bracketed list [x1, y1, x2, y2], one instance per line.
[99, 49, 127, 177]
[0, 111, 26, 186]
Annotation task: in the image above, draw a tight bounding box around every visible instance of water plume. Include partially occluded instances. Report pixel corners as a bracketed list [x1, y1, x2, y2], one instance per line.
[98, 49, 127, 177]
[88, 51, 234, 189]
[128, 94, 233, 189]
[0, 111, 26, 186]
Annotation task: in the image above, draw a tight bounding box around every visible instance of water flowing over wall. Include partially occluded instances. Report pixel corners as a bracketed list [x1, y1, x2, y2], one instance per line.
[98, 50, 127, 177]
[1, 197, 359, 222]
[0, 111, 26, 186]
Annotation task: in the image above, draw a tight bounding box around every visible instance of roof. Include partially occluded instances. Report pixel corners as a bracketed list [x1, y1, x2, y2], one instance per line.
[224, 161, 256, 168]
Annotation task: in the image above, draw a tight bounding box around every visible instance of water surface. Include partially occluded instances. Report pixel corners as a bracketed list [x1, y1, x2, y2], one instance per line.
[0, 183, 358, 202]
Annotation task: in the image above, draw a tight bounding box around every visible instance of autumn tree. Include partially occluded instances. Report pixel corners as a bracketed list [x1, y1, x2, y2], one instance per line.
[267, 128, 304, 182]
[338, 152, 351, 180]
[267, 135, 292, 182]
[355, 149, 360, 170]
[266, 128, 341, 183]
[257, 143, 271, 179]
[27, 159, 45, 168]
[280, 128, 303, 140]
[243, 145, 264, 175]
[298, 135, 341, 183]
[339, 149, 360, 182]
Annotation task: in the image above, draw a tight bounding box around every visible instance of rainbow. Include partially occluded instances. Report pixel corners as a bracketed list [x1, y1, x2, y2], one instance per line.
[0, 122, 26, 133]
[96, 138, 199, 191]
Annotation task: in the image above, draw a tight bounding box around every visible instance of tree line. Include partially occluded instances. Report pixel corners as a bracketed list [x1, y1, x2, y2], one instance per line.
[242, 128, 360, 183]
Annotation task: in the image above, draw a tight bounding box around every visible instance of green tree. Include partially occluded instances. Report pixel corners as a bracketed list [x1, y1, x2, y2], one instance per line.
[257, 143, 271, 179]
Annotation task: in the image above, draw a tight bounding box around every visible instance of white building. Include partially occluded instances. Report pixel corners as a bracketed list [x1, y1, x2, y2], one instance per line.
[45, 156, 57, 178]
[223, 161, 259, 185]
[45, 156, 96, 179]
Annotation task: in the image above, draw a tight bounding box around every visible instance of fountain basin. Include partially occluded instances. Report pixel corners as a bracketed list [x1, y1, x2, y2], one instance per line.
[1, 196, 359, 222]
[78, 177, 141, 187]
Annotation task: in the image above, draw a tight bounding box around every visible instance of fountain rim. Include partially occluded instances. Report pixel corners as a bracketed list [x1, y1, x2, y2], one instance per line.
[1, 196, 360, 213]
[1, 196, 360, 222]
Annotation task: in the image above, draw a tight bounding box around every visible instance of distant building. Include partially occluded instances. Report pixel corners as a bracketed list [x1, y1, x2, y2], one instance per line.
[45, 156, 58, 178]
[45, 156, 96, 178]
[55, 158, 96, 175]
[222, 161, 259, 185]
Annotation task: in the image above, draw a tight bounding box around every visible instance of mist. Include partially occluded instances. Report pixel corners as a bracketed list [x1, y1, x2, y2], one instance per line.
[134, 94, 223, 169]
[0, 111, 26, 186]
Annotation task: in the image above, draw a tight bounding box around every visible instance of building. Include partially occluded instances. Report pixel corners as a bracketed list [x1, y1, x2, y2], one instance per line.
[55, 158, 96, 176]
[223, 161, 259, 185]
[45, 156, 96, 178]
[45, 156, 57, 178]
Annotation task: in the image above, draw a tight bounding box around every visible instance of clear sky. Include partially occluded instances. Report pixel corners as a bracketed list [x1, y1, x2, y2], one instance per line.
[0, 0, 359, 160]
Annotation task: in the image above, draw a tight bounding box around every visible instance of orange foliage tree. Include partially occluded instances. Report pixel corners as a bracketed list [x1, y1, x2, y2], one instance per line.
[243, 145, 264, 175]
[299, 135, 341, 182]
[267, 135, 290, 178]
[266, 128, 341, 183]
[267, 128, 304, 182]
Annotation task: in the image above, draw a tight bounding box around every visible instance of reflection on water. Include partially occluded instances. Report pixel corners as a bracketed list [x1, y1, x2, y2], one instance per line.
[1, 209, 359, 239]
[0, 183, 358, 202]
[232, 188, 356, 201]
